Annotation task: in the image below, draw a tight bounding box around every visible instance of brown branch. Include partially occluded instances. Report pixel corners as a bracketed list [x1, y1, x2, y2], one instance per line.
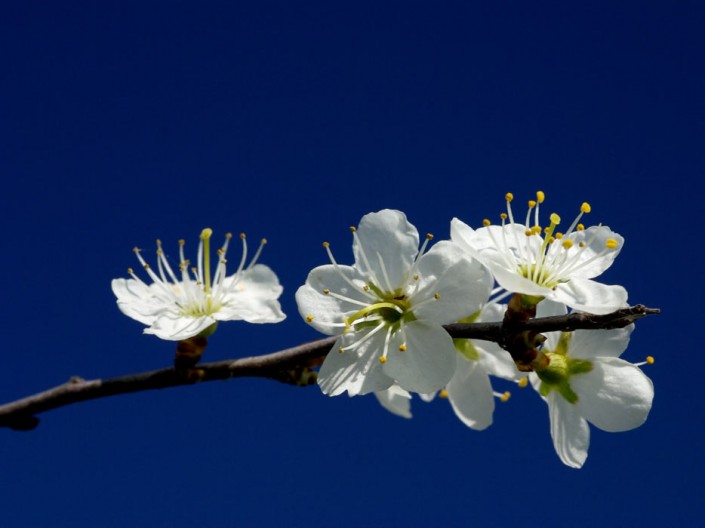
[0, 305, 659, 431]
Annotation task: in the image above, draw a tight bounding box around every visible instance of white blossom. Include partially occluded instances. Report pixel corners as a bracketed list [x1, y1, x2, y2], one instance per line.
[112, 228, 285, 341]
[296, 209, 493, 396]
[451, 192, 627, 314]
[530, 301, 654, 468]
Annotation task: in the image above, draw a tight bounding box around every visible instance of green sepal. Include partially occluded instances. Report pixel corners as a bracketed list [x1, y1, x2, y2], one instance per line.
[454, 338, 479, 361]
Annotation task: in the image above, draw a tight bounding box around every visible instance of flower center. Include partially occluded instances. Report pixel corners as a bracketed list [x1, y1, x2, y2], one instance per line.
[536, 332, 593, 404]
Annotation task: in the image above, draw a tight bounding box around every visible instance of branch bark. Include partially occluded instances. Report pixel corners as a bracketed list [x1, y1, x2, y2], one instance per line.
[0, 305, 659, 431]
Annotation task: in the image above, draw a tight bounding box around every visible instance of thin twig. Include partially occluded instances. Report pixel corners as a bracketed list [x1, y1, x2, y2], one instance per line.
[0, 305, 659, 431]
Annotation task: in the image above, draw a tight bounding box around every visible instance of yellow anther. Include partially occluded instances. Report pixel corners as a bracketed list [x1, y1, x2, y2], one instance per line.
[157, 249, 163, 256]
[482, 219, 491, 227]
[143, 264, 150, 270]
[399, 344, 408, 352]
[179, 239, 185, 246]
[413, 274, 419, 281]
[133, 247, 140, 253]
[156, 239, 162, 245]
[606, 238, 619, 249]
[349, 226, 356, 232]
[518, 377, 529, 388]
[322, 288, 331, 294]
[528, 200, 536, 208]
[505, 192, 514, 202]
[646, 356, 655, 364]
[306, 315, 314, 323]
[363, 285, 370, 291]
[323, 241, 330, 248]
[562, 239, 574, 250]
[434, 293, 441, 300]
[500, 213, 508, 220]
[524, 229, 532, 236]
[536, 191, 545, 203]
[200, 228, 213, 240]
[225, 233, 233, 239]
[577, 223, 585, 231]
[379, 356, 387, 364]
[439, 389, 449, 399]
[217, 249, 224, 256]
[531, 225, 542, 235]
[548, 236, 555, 244]
[579, 242, 586, 248]
[239, 233, 246, 239]
[500, 391, 511, 402]
[338, 347, 344, 354]
[261, 238, 268, 245]
[426, 233, 434, 240]
[555, 232, 563, 239]
[127, 267, 134, 274]
[581, 202, 591, 214]
[549, 213, 561, 225]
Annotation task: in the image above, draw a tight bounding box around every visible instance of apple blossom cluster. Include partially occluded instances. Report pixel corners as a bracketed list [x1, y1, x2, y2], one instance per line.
[111, 194, 655, 469]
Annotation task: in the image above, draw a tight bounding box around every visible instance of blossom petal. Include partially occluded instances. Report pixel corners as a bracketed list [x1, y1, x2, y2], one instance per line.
[317, 334, 394, 396]
[547, 392, 590, 469]
[111, 278, 164, 325]
[218, 264, 286, 323]
[564, 226, 623, 279]
[382, 320, 456, 394]
[565, 326, 633, 360]
[447, 357, 495, 431]
[549, 279, 628, 314]
[572, 358, 654, 432]
[412, 241, 493, 323]
[295, 264, 369, 335]
[353, 209, 419, 289]
[374, 385, 413, 419]
[145, 313, 217, 341]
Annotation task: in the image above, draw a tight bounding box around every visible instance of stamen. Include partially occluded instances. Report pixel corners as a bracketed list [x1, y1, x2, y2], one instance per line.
[517, 377, 529, 388]
[306, 315, 314, 323]
[494, 391, 511, 402]
[398, 344, 407, 352]
[246, 238, 267, 270]
[439, 389, 449, 399]
[635, 356, 655, 367]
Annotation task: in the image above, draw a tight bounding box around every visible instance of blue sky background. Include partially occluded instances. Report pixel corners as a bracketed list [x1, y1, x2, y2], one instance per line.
[1, 1, 702, 526]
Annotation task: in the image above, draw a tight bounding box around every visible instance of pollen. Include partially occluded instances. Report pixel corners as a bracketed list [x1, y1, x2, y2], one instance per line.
[306, 315, 314, 323]
[536, 191, 545, 203]
[483, 219, 491, 227]
[506, 192, 514, 202]
[606, 238, 619, 249]
[581, 202, 592, 213]
[439, 389, 449, 399]
[399, 344, 408, 352]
